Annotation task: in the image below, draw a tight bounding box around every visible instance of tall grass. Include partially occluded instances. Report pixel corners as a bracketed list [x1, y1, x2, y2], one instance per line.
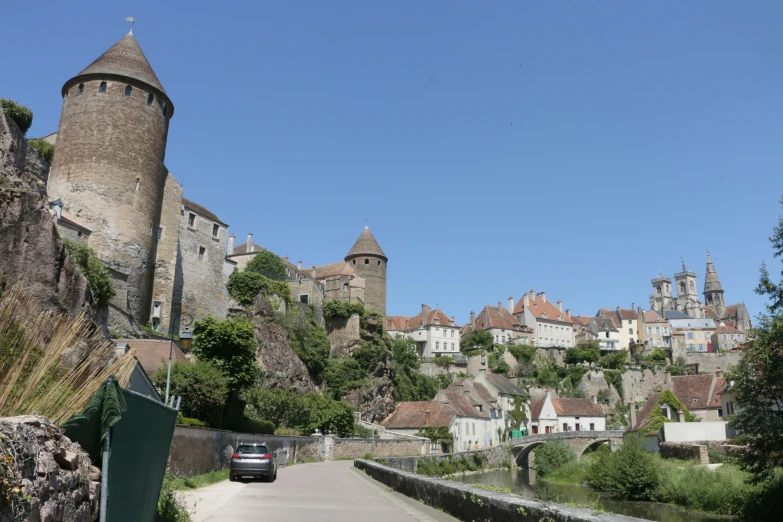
[0, 283, 137, 424]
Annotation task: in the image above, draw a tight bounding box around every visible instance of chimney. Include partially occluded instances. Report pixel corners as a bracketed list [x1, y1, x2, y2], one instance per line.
[539, 292, 546, 303]
[664, 371, 672, 386]
[715, 368, 723, 378]
[470, 311, 476, 329]
[523, 294, 529, 307]
[677, 409, 685, 422]
[421, 304, 431, 328]
[283, 256, 289, 262]
[297, 260, 302, 270]
[565, 308, 571, 317]
[629, 402, 637, 429]
[557, 300, 563, 312]
[592, 395, 597, 405]
[529, 289, 534, 297]
[498, 301, 503, 311]
[450, 316, 456, 326]
[246, 233, 253, 252]
[227, 233, 235, 253]
[616, 305, 621, 313]
[632, 303, 636, 311]
[508, 296, 514, 312]
[638, 306, 642, 314]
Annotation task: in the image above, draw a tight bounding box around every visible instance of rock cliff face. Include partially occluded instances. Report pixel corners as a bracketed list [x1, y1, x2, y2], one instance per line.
[0, 416, 99, 522]
[250, 295, 316, 393]
[0, 110, 95, 319]
[346, 376, 396, 423]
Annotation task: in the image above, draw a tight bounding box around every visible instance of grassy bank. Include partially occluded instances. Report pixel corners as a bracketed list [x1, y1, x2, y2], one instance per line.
[541, 448, 782, 519]
[169, 468, 230, 490]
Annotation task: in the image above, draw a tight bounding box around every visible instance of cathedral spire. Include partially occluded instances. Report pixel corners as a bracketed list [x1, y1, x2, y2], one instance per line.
[704, 251, 725, 314]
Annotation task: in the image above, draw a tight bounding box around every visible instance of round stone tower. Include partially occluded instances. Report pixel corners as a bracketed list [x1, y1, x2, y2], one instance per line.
[344, 226, 387, 316]
[47, 32, 173, 323]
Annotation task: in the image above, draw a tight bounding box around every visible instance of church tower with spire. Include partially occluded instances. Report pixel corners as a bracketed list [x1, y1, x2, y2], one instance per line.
[344, 226, 387, 316]
[47, 31, 174, 324]
[703, 251, 725, 317]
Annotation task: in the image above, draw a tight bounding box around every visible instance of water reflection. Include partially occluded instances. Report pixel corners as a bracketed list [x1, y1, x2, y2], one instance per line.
[454, 469, 729, 522]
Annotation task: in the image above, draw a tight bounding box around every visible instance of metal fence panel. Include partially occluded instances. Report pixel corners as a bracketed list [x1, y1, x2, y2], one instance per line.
[106, 389, 177, 522]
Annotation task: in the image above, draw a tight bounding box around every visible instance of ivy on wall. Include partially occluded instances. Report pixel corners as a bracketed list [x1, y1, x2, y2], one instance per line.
[640, 389, 700, 433]
[226, 270, 291, 307]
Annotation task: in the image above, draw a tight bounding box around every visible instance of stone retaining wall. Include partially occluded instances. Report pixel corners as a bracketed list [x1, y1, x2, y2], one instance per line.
[659, 442, 708, 465]
[334, 438, 424, 459]
[376, 444, 511, 474]
[355, 459, 643, 522]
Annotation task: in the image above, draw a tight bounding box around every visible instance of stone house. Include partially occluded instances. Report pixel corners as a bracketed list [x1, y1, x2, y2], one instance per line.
[529, 391, 606, 434]
[576, 316, 621, 351]
[473, 370, 529, 432]
[711, 322, 746, 351]
[461, 303, 534, 346]
[386, 304, 460, 358]
[512, 290, 575, 348]
[596, 306, 639, 349]
[637, 310, 672, 350]
[664, 311, 716, 353]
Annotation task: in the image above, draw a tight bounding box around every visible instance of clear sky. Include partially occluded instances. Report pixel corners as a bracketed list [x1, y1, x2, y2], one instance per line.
[4, 1, 782, 324]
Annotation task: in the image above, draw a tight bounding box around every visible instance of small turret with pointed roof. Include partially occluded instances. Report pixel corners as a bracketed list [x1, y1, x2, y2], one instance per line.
[344, 226, 387, 316]
[704, 251, 725, 315]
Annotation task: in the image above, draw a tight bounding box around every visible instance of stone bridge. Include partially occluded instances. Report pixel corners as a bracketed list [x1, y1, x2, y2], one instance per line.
[510, 430, 625, 467]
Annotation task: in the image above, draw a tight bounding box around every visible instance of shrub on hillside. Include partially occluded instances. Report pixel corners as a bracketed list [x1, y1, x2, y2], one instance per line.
[153, 360, 229, 428]
[0, 99, 33, 134]
[509, 344, 537, 364]
[63, 239, 116, 307]
[227, 270, 290, 306]
[27, 138, 54, 163]
[534, 440, 576, 476]
[245, 250, 287, 281]
[323, 299, 366, 320]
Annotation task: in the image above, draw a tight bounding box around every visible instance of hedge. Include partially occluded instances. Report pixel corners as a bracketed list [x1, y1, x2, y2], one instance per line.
[0, 99, 33, 134]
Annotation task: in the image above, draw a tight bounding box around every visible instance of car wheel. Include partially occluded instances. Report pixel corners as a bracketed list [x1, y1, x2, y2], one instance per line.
[230, 475, 237, 482]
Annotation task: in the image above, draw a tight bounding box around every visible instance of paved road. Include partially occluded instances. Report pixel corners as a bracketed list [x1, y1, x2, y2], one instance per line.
[181, 460, 459, 522]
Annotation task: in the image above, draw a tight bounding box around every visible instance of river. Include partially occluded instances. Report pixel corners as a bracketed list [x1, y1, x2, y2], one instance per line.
[454, 468, 729, 522]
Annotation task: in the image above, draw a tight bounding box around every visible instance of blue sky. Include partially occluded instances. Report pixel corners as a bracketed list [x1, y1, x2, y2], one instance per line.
[4, 1, 782, 324]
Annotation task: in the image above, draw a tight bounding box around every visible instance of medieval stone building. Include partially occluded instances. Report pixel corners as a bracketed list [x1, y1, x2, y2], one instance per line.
[649, 253, 750, 331]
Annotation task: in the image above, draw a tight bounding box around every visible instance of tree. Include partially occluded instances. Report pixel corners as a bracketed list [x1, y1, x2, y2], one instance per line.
[281, 307, 331, 382]
[63, 239, 115, 307]
[725, 195, 783, 483]
[509, 344, 537, 364]
[152, 361, 229, 427]
[191, 317, 259, 392]
[245, 250, 287, 281]
[0, 99, 33, 134]
[460, 330, 493, 352]
[565, 342, 600, 365]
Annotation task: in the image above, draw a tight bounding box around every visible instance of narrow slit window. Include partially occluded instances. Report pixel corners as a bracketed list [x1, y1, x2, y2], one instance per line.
[78, 84, 84, 95]
[198, 246, 206, 262]
[161, 101, 167, 115]
[124, 85, 132, 97]
[99, 81, 107, 93]
[147, 93, 154, 106]
[212, 224, 219, 238]
[188, 213, 196, 228]
[365, 258, 369, 264]
[135, 178, 140, 191]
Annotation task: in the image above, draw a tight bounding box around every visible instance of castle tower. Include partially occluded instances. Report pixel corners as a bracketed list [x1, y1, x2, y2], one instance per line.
[344, 226, 387, 316]
[703, 251, 725, 316]
[47, 32, 173, 324]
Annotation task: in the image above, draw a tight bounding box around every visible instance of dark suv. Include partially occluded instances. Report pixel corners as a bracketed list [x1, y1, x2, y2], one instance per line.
[230, 443, 277, 482]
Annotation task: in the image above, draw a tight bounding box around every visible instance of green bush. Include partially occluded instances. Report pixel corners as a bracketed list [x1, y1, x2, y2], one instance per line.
[238, 415, 275, 435]
[535, 440, 576, 476]
[323, 357, 366, 399]
[63, 239, 116, 307]
[0, 99, 33, 135]
[156, 471, 191, 522]
[27, 138, 54, 163]
[565, 342, 601, 365]
[179, 417, 208, 428]
[153, 361, 229, 428]
[509, 344, 537, 363]
[227, 270, 291, 306]
[434, 355, 453, 367]
[460, 330, 494, 352]
[666, 365, 686, 376]
[323, 299, 366, 320]
[597, 350, 628, 370]
[245, 249, 287, 281]
[587, 437, 659, 500]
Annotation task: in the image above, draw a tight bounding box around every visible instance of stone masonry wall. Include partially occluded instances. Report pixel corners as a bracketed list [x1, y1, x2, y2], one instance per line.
[333, 439, 424, 459]
[659, 442, 708, 465]
[327, 313, 362, 356]
[178, 204, 230, 328]
[355, 459, 642, 522]
[377, 445, 512, 475]
[0, 416, 99, 522]
[682, 352, 740, 373]
[149, 172, 183, 333]
[578, 370, 621, 407]
[168, 426, 321, 477]
[0, 110, 49, 196]
[622, 367, 667, 403]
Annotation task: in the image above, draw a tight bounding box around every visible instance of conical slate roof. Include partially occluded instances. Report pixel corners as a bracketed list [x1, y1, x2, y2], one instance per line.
[68, 33, 167, 95]
[704, 252, 724, 293]
[345, 226, 387, 260]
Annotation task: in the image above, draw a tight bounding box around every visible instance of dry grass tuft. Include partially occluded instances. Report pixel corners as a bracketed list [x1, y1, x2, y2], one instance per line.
[0, 283, 137, 424]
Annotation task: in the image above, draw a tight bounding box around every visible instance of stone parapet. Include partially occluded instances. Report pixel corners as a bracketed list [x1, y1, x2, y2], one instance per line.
[659, 442, 708, 465]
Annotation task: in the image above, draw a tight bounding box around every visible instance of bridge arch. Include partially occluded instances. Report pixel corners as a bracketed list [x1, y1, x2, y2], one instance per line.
[509, 430, 624, 468]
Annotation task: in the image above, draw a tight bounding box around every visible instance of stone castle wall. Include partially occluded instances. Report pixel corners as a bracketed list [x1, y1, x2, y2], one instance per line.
[150, 172, 183, 333]
[47, 77, 172, 325]
[177, 206, 230, 328]
[348, 255, 386, 316]
[682, 352, 740, 373]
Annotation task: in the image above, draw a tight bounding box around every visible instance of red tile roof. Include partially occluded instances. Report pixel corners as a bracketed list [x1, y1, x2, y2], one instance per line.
[115, 338, 189, 377]
[715, 323, 743, 335]
[381, 401, 455, 429]
[464, 305, 531, 335]
[385, 315, 410, 331]
[231, 242, 264, 256]
[530, 397, 545, 420]
[312, 261, 354, 279]
[552, 398, 605, 417]
[386, 308, 457, 331]
[515, 294, 573, 324]
[441, 390, 490, 419]
[631, 392, 662, 432]
[643, 311, 666, 324]
[671, 375, 725, 410]
[472, 382, 496, 405]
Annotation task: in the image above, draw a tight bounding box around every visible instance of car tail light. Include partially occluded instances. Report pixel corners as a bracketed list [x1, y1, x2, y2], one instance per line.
[231, 453, 240, 459]
[262, 453, 271, 459]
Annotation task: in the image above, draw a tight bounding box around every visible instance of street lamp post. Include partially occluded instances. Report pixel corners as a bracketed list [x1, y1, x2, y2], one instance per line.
[165, 311, 194, 404]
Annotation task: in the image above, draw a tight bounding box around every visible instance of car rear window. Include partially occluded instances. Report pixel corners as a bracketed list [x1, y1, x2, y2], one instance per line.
[237, 445, 268, 455]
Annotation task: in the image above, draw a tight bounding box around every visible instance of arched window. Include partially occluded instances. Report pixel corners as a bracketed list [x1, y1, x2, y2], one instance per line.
[124, 85, 132, 97]
[99, 82, 107, 93]
[147, 93, 154, 106]
[78, 84, 84, 95]
[161, 101, 167, 115]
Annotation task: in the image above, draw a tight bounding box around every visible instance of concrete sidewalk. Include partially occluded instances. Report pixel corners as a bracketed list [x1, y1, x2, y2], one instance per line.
[181, 460, 459, 522]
